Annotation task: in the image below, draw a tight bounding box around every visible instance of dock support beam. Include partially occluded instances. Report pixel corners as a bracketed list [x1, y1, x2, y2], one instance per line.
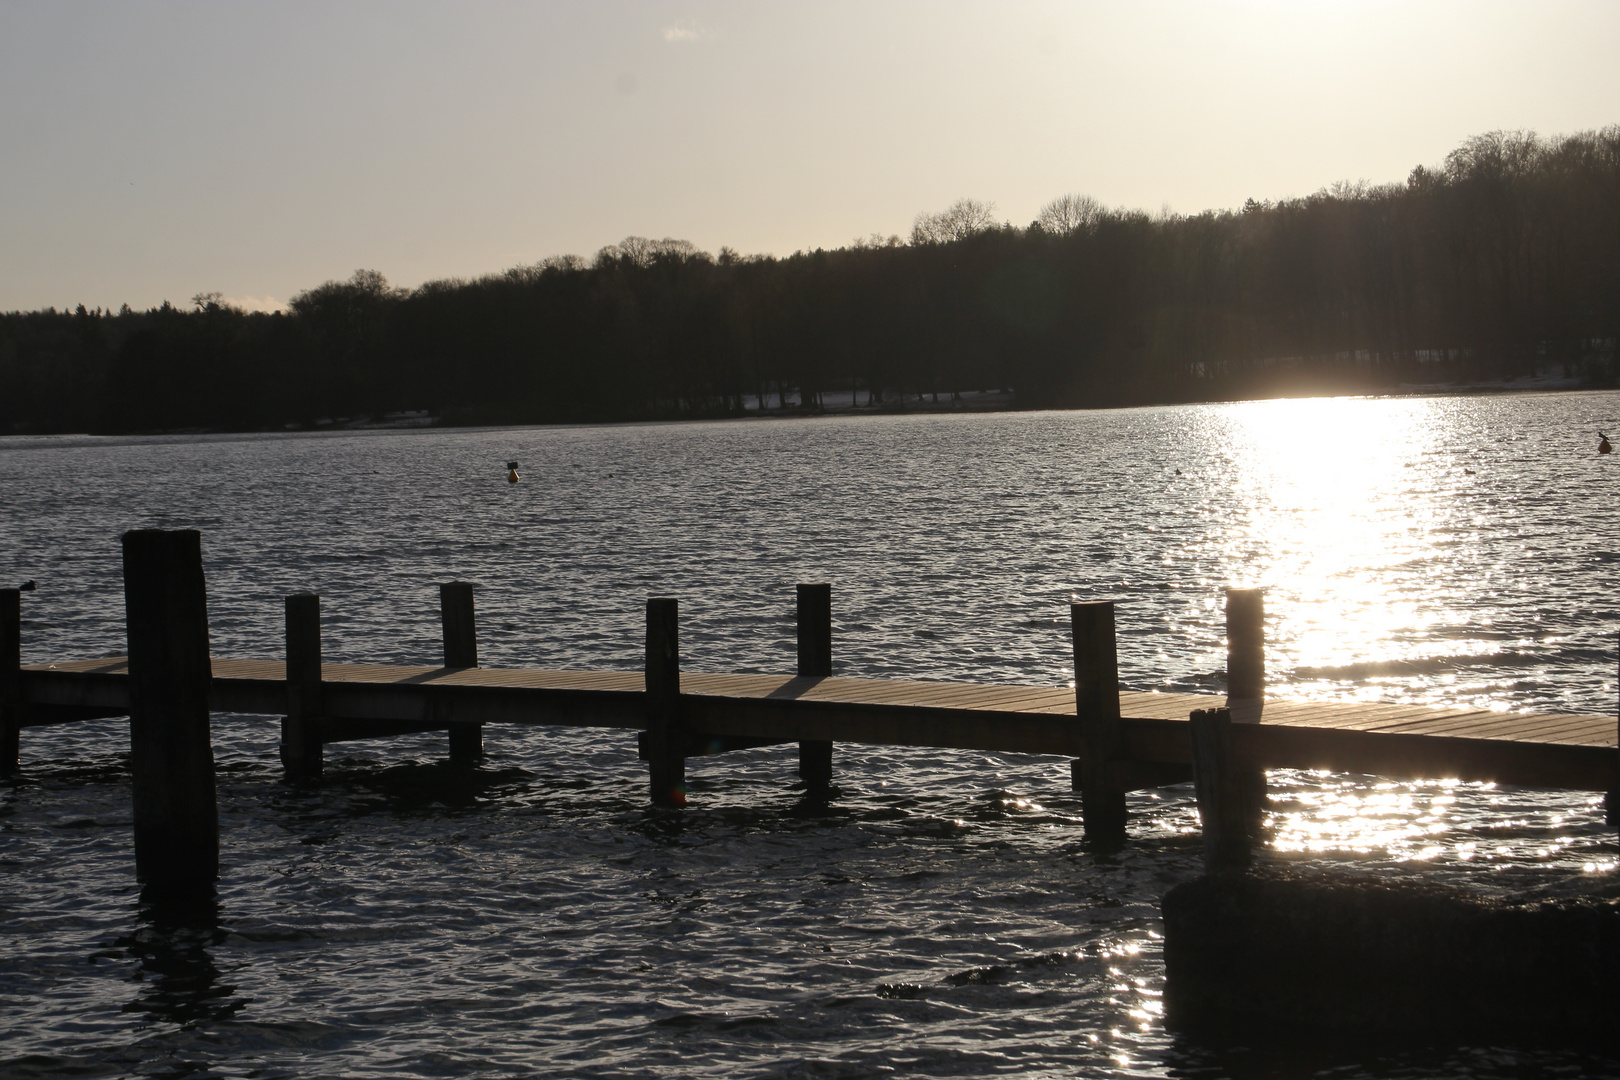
[281, 593, 324, 780]
[1190, 706, 1252, 870]
[796, 583, 833, 792]
[1072, 600, 1127, 848]
[1225, 587, 1268, 832]
[646, 596, 685, 808]
[122, 529, 218, 885]
[1, 588, 21, 777]
[441, 582, 482, 764]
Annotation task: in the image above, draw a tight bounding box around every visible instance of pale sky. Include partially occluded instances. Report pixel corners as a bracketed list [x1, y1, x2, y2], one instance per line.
[3, 0, 1617, 313]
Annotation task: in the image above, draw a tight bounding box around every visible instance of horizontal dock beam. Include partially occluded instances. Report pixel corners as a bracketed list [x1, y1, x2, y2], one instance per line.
[18, 658, 1618, 792]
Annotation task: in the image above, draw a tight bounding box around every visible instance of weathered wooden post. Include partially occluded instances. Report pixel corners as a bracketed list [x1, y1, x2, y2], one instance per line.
[1, 587, 21, 777]
[797, 583, 833, 791]
[1225, 587, 1268, 831]
[645, 596, 685, 808]
[122, 529, 218, 884]
[281, 593, 324, 779]
[1189, 706, 1251, 870]
[440, 582, 481, 764]
[1072, 600, 1127, 847]
[1608, 632, 1619, 835]
[1225, 588, 1264, 701]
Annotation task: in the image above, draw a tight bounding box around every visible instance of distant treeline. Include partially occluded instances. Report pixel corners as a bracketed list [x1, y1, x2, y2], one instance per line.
[4, 127, 1618, 435]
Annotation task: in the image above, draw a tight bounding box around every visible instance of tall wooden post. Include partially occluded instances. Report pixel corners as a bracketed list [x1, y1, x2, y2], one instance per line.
[1225, 588, 1264, 701]
[1225, 587, 1268, 831]
[1, 588, 21, 777]
[1072, 600, 1126, 847]
[796, 583, 833, 791]
[122, 529, 218, 885]
[1190, 707, 1252, 870]
[281, 593, 324, 779]
[1608, 633, 1619, 835]
[645, 596, 685, 808]
[441, 582, 481, 764]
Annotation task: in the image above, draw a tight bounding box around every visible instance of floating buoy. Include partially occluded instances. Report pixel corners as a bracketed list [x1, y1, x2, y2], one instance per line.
[506, 460, 520, 483]
[1600, 432, 1612, 455]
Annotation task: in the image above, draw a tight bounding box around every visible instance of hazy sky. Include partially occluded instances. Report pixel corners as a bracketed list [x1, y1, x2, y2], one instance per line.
[3, 0, 1617, 313]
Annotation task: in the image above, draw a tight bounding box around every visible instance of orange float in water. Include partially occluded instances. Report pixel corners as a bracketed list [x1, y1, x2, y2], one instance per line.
[506, 460, 520, 483]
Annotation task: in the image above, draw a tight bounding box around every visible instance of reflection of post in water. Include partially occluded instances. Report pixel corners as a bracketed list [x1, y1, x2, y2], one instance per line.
[118, 882, 244, 1028]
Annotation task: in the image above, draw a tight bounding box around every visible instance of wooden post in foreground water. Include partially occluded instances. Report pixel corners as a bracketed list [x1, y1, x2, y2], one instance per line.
[1225, 587, 1268, 832]
[1072, 600, 1127, 847]
[1, 588, 21, 777]
[1608, 633, 1619, 836]
[441, 582, 482, 764]
[122, 529, 218, 884]
[282, 593, 324, 779]
[1190, 706, 1252, 870]
[796, 583, 833, 792]
[645, 597, 685, 807]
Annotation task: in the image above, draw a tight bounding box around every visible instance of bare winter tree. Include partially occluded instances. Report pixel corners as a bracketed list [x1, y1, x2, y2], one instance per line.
[1035, 193, 1104, 236]
[911, 198, 999, 244]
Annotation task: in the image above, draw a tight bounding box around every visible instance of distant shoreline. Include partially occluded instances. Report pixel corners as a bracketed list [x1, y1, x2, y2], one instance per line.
[15, 371, 1605, 442]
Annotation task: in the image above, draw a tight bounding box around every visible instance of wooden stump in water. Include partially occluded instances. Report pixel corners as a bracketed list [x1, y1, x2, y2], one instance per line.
[1072, 600, 1126, 847]
[1190, 707, 1251, 871]
[122, 529, 218, 885]
[796, 583, 833, 792]
[441, 582, 482, 764]
[281, 593, 324, 780]
[0, 588, 21, 777]
[645, 597, 685, 808]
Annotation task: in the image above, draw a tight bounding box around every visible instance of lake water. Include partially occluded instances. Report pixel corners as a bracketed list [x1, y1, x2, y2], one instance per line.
[2, 392, 1618, 1078]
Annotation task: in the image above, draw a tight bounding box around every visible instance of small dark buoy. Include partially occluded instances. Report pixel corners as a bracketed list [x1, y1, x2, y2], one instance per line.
[506, 460, 520, 484]
[1600, 432, 1612, 455]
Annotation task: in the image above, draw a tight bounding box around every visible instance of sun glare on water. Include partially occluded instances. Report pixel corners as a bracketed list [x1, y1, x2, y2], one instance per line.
[1208, 396, 1504, 707]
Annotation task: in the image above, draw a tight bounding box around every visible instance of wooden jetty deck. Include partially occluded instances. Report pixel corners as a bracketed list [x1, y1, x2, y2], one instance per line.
[19, 656, 1618, 793]
[3, 529, 1616, 885]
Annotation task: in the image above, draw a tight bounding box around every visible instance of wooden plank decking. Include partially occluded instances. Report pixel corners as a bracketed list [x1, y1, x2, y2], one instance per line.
[20, 655, 1618, 792]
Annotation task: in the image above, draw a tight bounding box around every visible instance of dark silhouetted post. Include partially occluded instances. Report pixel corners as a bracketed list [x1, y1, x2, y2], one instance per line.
[1, 588, 20, 777]
[282, 593, 324, 779]
[441, 582, 481, 764]
[122, 529, 218, 884]
[1072, 600, 1126, 847]
[645, 596, 685, 808]
[796, 583, 833, 791]
[1225, 588, 1264, 701]
[1190, 707, 1251, 870]
[1608, 633, 1619, 836]
[1225, 587, 1268, 830]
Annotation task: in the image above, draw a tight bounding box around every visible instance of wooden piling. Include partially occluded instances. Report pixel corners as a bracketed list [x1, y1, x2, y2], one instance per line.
[645, 596, 685, 807]
[796, 583, 833, 791]
[1225, 587, 1268, 831]
[122, 529, 218, 884]
[1608, 633, 1619, 836]
[1072, 600, 1127, 846]
[1, 588, 20, 777]
[1189, 706, 1251, 870]
[281, 593, 324, 779]
[440, 582, 482, 764]
[1225, 588, 1265, 700]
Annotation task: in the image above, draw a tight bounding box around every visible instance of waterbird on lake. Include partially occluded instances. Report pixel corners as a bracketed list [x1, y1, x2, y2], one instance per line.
[19, 580, 35, 591]
[506, 461, 520, 483]
[1600, 432, 1612, 454]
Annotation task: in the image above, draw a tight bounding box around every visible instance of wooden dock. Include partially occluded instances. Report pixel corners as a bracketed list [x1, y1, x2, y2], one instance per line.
[19, 656, 1617, 794]
[3, 529, 1616, 886]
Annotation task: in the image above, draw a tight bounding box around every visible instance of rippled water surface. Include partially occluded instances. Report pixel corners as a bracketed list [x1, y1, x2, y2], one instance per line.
[2, 393, 1618, 1078]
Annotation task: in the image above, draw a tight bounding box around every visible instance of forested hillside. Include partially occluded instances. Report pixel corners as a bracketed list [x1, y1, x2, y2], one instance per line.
[4, 128, 1616, 435]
